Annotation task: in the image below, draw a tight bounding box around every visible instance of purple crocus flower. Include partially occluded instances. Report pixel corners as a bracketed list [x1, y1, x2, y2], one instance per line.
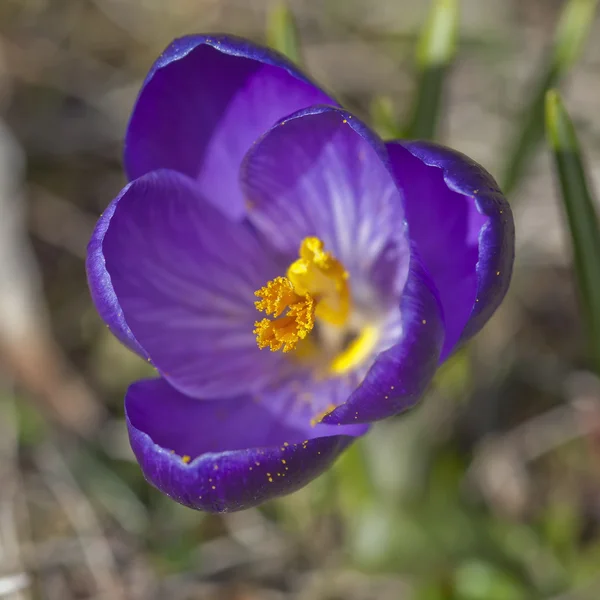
[86, 35, 514, 512]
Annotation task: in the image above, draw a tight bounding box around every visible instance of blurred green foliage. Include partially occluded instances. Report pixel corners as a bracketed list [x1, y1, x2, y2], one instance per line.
[500, 0, 599, 196]
[404, 0, 458, 140]
[266, 1, 302, 65]
[546, 90, 600, 375]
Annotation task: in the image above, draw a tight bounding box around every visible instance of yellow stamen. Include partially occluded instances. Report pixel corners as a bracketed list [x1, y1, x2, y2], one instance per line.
[254, 276, 299, 317]
[329, 325, 379, 375]
[253, 294, 315, 353]
[253, 237, 350, 353]
[287, 238, 350, 325]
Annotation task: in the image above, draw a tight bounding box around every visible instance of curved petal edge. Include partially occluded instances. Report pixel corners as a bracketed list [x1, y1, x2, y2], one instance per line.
[126, 378, 366, 512]
[389, 140, 514, 353]
[125, 34, 337, 221]
[86, 184, 148, 359]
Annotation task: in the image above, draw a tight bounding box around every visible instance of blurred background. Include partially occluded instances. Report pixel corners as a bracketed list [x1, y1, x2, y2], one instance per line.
[1, 0, 600, 598]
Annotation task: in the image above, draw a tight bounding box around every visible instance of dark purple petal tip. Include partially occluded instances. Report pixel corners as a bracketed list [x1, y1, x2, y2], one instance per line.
[143, 34, 320, 90]
[387, 141, 514, 358]
[126, 378, 366, 512]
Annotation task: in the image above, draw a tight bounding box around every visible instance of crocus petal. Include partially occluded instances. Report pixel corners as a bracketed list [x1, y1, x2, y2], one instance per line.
[126, 377, 368, 512]
[241, 106, 410, 304]
[88, 169, 290, 399]
[86, 188, 148, 359]
[323, 252, 445, 424]
[387, 141, 514, 359]
[125, 35, 336, 221]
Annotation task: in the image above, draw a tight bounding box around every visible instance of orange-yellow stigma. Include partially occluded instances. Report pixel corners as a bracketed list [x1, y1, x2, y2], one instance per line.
[253, 237, 350, 353]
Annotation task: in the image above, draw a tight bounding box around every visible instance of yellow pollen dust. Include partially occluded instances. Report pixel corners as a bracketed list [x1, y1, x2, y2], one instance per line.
[253, 237, 350, 353]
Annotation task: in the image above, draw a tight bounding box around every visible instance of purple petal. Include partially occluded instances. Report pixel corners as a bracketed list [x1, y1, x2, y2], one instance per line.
[387, 141, 514, 359]
[322, 252, 445, 424]
[125, 35, 336, 221]
[86, 186, 148, 359]
[241, 106, 410, 302]
[126, 377, 368, 512]
[89, 169, 289, 399]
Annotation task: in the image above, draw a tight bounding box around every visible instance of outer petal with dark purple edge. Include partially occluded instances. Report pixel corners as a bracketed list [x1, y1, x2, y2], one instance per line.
[386, 141, 514, 360]
[240, 106, 445, 424]
[125, 34, 337, 221]
[86, 186, 148, 359]
[126, 378, 368, 512]
[88, 169, 290, 399]
[241, 106, 410, 304]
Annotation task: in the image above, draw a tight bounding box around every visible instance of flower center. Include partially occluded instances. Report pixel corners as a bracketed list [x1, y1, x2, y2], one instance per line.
[253, 237, 350, 353]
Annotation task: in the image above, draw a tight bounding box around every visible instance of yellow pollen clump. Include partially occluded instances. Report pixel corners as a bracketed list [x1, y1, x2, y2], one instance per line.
[253, 237, 350, 353]
[253, 280, 315, 352]
[254, 276, 300, 317]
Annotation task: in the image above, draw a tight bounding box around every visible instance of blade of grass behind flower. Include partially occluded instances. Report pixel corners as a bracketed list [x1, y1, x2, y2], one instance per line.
[371, 96, 403, 139]
[545, 90, 600, 374]
[501, 0, 598, 196]
[266, 1, 302, 65]
[404, 0, 459, 140]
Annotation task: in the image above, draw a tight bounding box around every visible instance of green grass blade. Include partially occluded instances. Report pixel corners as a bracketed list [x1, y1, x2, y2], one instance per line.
[370, 96, 403, 139]
[266, 1, 302, 65]
[545, 90, 600, 373]
[554, 0, 600, 72]
[501, 0, 598, 196]
[404, 0, 459, 140]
